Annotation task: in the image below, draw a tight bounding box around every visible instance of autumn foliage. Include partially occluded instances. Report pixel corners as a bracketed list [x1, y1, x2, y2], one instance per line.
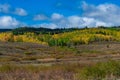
[0, 28, 120, 46]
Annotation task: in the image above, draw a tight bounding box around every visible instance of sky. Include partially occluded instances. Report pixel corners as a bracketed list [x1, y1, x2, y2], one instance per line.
[0, 0, 120, 29]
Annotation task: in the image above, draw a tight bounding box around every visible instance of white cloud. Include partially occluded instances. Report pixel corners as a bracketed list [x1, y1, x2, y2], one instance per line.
[40, 23, 57, 29]
[33, 23, 57, 29]
[33, 14, 48, 20]
[0, 4, 10, 13]
[68, 16, 83, 26]
[81, 1, 120, 26]
[67, 16, 110, 28]
[0, 16, 21, 28]
[33, 2, 120, 29]
[36, 6, 119, 29]
[0, 4, 28, 16]
[14, 8, 27, 16]
[51, 13, 64, 20]
[36, 15, 109, 29]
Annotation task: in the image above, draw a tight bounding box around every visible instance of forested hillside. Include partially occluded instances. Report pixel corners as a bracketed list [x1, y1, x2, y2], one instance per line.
[0, 27, 120, 46]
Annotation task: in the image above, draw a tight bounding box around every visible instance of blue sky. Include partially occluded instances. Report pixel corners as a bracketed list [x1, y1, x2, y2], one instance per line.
[0, 0, 120, 29]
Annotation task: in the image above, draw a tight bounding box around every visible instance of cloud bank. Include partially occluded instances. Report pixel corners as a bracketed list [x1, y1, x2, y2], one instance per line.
[0, 16, 21, 29]
[34, 2, 120, 29]
[82, 1, 120, 26]
[14, 8, 27, 16]
[0, 3, 27, 16]
[1, 1, 120, 29]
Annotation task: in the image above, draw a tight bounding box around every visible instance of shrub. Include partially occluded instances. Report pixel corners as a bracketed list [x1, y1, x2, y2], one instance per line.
[77, 60, 120, 80]
[24, 51, 33, 55]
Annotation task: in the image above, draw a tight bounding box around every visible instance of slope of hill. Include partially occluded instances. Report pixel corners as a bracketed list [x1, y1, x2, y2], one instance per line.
[0, 27, 120, 80]
[0, 27, 120, 46]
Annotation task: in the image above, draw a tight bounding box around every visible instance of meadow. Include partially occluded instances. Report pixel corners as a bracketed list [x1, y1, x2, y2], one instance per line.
[0, 27, 120, 80]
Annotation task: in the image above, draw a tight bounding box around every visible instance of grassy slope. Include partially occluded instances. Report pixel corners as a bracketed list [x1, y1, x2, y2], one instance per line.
[0, 27, 120, 80]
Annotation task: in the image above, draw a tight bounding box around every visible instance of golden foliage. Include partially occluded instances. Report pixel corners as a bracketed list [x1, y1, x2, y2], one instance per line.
[0, 28, 120, 46]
